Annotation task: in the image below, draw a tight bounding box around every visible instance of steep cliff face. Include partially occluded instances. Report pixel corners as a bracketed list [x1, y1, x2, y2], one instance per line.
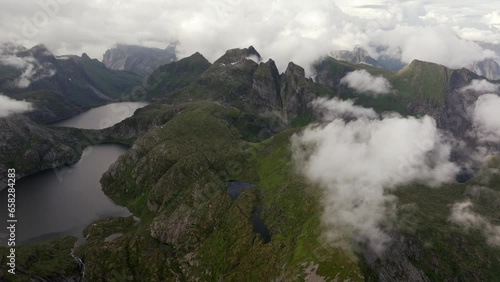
[151, 46, 331, 127]
[469, 58, 500, 80]
[102, 44, 177, 76]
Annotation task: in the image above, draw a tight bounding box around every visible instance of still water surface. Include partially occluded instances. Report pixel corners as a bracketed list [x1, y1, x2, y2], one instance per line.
[54, 102, 149, 129]
[0, 102, 149, 246]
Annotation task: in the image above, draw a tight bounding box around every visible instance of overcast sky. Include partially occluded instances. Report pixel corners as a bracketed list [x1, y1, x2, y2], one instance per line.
[1, 0, 499, 70]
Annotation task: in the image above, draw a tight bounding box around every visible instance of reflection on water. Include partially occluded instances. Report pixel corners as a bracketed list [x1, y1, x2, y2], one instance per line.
[54, 102, 149, 129]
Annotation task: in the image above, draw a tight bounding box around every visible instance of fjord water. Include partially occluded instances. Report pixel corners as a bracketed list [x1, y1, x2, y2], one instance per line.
[0, 102, 149, 246]
[54, 102, 149, 129]
[0, 145, 130, 246]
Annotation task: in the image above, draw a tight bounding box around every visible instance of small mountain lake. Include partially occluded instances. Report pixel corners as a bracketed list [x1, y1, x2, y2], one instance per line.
[226, 181, 271, 243]
[54, 102, 149, 129]
[0, 102, 149, 246]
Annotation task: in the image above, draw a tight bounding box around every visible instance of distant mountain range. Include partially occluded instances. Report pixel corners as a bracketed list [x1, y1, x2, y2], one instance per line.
[1, 44, 500, 281]
[332, 46, 500, 80]
[0, 44, 143, 123]
[102, 44, 177, 76]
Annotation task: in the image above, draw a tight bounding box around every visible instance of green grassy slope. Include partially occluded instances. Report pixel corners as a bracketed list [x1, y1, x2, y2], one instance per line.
[392, 157, 500, 281]
[73, 102, 364, 281]
[145, 52, 212, 99]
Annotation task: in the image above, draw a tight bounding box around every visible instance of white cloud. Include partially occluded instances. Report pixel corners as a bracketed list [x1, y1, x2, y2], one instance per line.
[455, 27, 500, 45]
[312, 97, 378, 120]
[0, 0, 498, 73]
[449, 201, 500, 247]
[461, 79, 500, 93]
[0, 94, 33, 117]
[370, 26, 496, 69]
[0, 45, 56, 88]
[340, 70, 393, 95]
[471, 94, 500, 142]
[482, 10, 500, 29]
[291, 98, 458, 254]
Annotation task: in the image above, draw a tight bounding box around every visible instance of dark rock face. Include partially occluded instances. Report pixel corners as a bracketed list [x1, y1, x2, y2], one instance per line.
[251, 59, 282, 110]
[364, 232, 431, 282]
[162, 47, 331, 126]
[103, 44, 177, 76]
[280, 62, 319, 120]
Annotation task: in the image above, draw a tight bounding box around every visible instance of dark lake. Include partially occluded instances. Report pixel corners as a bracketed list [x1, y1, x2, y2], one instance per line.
[0, 145, 130, 246]
[0, 102, 149, 246]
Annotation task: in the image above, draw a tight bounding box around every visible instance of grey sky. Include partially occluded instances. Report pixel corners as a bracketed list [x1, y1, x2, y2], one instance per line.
[0, 0, 499, 71]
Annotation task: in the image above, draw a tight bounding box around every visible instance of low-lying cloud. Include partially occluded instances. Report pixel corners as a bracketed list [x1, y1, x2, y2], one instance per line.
[291, 98, 458, 254]
[461, 79, 499, 93]
[340, 70, 393, 95]
[0, 45, 56, 88]
[449, 201, 500, 247]
[471, 94, 500, 142]
[311, 97, 378, 120]
[0, 1, 498, 73]
[0, 94, 33, 117]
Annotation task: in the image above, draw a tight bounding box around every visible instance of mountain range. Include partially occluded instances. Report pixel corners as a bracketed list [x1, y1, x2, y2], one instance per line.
[0, 44, 143, 123]
[332, 46, 500, 81]
[103, 44, 177, 76]
[1, 44, 500, 281]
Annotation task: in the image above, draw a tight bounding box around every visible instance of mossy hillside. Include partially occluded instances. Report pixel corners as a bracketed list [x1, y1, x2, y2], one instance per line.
[102, 103, 181, 144]
[0, 236, 80, 282]
[392, 158, 500, 281]
[390, 60, 452, 103]
[184, 129, 364, 281]
[313, 57, 457, 115]
[77, 216, 176, 281]
[145, 52, 212, 99]
[101, 102, 246, 211]
[78, 103, 365, 281]
[169, 59, 260, 109]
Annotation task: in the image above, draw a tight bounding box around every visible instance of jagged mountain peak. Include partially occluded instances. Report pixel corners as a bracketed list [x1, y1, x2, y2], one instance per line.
[81, 53, 91, 60]
[285, 62, 305, 78]
[214, 46, 262, 65]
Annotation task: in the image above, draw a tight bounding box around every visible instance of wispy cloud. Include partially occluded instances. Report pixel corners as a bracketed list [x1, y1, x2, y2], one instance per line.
[0, 0, 498, 72]
[0, 45, 56, 88]
[311, 97, 378, 120]
[461, 79, 499, 93]
[0, 94, 33, 117]
[449, 201, 500, 247]
[340, 70, 393, 95]
[471, 94, 500, 142]
[291, 98, 458, 254]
